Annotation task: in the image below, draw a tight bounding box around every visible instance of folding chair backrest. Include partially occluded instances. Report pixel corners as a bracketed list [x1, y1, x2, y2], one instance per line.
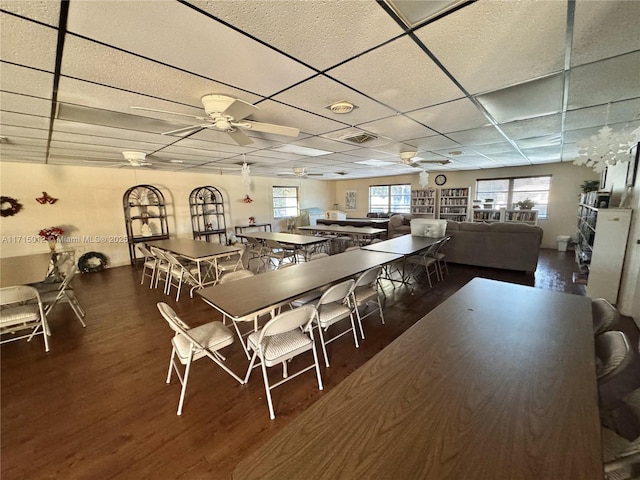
[354, 266, 382, 289]
[219, 269, 254, 284]
[265, 239, 282, 250]
[0, 285, 41, 306]
[150, 246, 168, 262]
[310, 252, 329, 261]
[157, 302, 192, 337]
[317, 279, 355, 305]
[260, 305, 316, 339]
[136, 244, 154, 259]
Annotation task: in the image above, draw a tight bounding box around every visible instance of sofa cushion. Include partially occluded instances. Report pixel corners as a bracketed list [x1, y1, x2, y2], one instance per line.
[389, 215, 405, 228]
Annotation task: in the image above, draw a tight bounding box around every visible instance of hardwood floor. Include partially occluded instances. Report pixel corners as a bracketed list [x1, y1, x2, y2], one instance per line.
[1, 248, 637, 479]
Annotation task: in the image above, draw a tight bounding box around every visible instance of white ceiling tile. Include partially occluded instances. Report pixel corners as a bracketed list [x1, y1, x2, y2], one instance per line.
[66, 0, 315, 97]
[51, 131, 165, 152]
[0, 63, 54, 98]
[521, 145, 562, 163]
[471, 142, 520, 156]
[188, 0, 405, 71]
[417, 0, 566, 94]
[568, 52, 640, 109]
[0, 125, 48, 140]
[571, 0, 640, 66]
[407, 98, 490, 133]
[0, 12, 58, 71]
[255, 100, 345, 136]
[272, 75, 397, 126]
[565, 99, 640, 131]
[409, 134, 460, 152]
[0, 0, 60, 26]
[328, 36, 463, 112]
[476, 73, 564, 123]
[1, 92, 52, 117]
[1, 111, 50, 129]
[361, 115, 437, 142]
[500, 114, 563, 140]
[447, 126, 507, 146]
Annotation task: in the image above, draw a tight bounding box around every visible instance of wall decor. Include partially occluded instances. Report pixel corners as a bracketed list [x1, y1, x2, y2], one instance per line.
[0, 196, 23, 217]
[78, 252, 108, 273]
[345, 190, 357, 210]
[35, 191, 58, 204]
[626, 142, 638, 187]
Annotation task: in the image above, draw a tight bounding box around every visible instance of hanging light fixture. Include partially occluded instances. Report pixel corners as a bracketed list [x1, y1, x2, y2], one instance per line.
[419, 170, 429, 188]
[573, 104, 637, 173]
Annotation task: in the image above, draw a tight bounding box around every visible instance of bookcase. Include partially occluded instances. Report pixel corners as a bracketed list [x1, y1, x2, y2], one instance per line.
[438, 187, 470, 222]
[575, 205, 631, 303]
[472, 209, 503, 223]
[503, 209, 538, 225]
[410, 189, 436, 218]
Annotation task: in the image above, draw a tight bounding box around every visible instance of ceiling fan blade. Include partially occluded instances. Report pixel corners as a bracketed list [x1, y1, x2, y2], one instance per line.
[223, 98, 259, 121]
[240, 120, 300, 137]
[226, 128, 253, 146]
[131, 106, 209, 121]
[162, 124, 210, 136]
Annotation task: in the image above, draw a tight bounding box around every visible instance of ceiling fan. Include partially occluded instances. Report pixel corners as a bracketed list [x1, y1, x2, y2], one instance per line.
[81, 151, 155, 168]
[279, 167, 324, 178]
[398, 151, 451, 168]
[131, 94, 300, 146]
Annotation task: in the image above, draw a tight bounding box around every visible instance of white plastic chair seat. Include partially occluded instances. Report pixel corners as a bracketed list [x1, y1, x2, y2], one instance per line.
[247, 328, 312, 365]
[0, 304, 41, 327]
[172, 321, 234, 363]
[317, 302, 352, 328]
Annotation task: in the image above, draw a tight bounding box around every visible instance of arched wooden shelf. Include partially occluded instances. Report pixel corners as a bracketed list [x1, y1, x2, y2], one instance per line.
[123, 184, 170, 264]
[189, 186, 227, 244]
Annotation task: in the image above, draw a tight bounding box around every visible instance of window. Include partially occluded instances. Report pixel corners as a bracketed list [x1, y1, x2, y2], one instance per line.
[369, 184, 411, 214]
[475, 175, 551, 218]
[272, 186, 299, 218]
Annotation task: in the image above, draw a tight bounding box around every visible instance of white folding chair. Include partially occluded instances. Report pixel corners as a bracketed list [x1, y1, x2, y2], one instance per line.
[136, 244, 157, 287]
[244, 305, 323, 419]
[163, 250, 201, 300]
[350, 266, 385, 339]
[245, 237, 268, 272]
[0, 285, 49, 352]
[36, 260, 86, 327]
[149, 246, 171, 292]
[157, 302, 243, 415]
[314, 278, 357, 367]
[264, 239, 297, 269]
[216, 243, 246, 278]
[406, 242, 441, 287]
[289, 252, 331, 308]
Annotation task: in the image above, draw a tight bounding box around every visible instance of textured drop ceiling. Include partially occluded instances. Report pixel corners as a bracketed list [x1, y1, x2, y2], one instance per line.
[1, 0, 638, 179]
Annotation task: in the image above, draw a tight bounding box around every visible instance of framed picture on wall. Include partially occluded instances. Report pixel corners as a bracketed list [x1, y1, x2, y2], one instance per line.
[345, 190, 357, 210]
[626, 142, 639, 187]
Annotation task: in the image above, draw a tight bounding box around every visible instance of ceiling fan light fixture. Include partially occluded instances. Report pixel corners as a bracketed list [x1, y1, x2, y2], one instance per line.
[326, 101, 357, 114]
[122, 151, 147, 162]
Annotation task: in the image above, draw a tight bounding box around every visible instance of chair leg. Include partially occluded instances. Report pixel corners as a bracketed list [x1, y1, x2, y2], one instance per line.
[166, 348, 177, 384]
[260, 359, 276, 420]
[176, 350, 194, 416]
[311, 341, 324, 391]
[349, 312, 360, 348]
[316, 324, 331, 367]
[231, 319, 252, 360]
[244, 351, 258, 383]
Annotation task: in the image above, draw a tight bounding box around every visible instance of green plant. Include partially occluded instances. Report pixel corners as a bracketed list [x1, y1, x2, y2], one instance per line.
[514, 198, 535, 210]
[580, 180, 600, 193]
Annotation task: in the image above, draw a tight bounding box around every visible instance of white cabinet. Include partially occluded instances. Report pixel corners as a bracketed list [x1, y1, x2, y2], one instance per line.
[411, 189, 436, 218]
[578, 207, 632, 303]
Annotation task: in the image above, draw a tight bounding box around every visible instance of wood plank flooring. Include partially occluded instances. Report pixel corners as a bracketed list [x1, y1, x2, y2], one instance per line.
[1, 249, 637, 480]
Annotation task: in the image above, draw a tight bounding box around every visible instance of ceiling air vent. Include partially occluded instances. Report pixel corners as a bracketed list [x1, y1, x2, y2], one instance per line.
[339, 132, 378, 144]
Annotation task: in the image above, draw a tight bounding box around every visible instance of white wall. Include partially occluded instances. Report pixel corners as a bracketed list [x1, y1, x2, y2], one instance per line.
[333, 162, 601, 249]
[0, 162, 332, 266]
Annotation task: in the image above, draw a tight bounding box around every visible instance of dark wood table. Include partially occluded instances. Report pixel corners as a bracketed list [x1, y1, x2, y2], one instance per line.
[197, 249, 401, 321]
[146, 238, 239, 287]
[233, 278, 601, 480]
[362, 234, 447, 285]
[234, 223, 272, 234]
[298, 224, 386, 239]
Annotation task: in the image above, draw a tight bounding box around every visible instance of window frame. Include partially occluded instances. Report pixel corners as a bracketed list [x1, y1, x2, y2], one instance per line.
[368, 183, 411, 214]
[475, 175, 551, 219]
[272, 186, 300, 219]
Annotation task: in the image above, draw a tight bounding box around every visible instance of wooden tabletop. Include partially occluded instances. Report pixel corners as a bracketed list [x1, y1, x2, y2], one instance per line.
[233, 278, 601, 480]
[298, 225, 387, 236]
[145, 238, 238, 259]
[197, 249, 401, 319]
[362, 234, 446, 255]
[235, 231, 328, 246]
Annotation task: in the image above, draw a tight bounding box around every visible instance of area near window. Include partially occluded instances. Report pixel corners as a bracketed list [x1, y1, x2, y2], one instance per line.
[369, 184, 411, 214]
[272, 186, 299, 218]
[475, 176, 551, 218]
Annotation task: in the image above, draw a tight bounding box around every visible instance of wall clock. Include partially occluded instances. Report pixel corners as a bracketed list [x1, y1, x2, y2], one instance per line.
[435, 174, 447, 186]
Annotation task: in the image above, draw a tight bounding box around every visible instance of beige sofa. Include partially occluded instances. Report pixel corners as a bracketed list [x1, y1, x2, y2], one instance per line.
[388, 214, 412, 237]
[441, 221, 543, 272]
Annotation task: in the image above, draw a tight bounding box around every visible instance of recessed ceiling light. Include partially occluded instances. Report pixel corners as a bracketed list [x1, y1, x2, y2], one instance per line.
[169, 159, 184, 163]
[356, 159, 396, 166]
[271, 145, 332, 156]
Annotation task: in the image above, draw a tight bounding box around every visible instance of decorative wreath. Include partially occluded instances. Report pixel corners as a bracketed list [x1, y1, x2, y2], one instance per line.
[1, 196, 23, 217]
[78, 252, 108, 273]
